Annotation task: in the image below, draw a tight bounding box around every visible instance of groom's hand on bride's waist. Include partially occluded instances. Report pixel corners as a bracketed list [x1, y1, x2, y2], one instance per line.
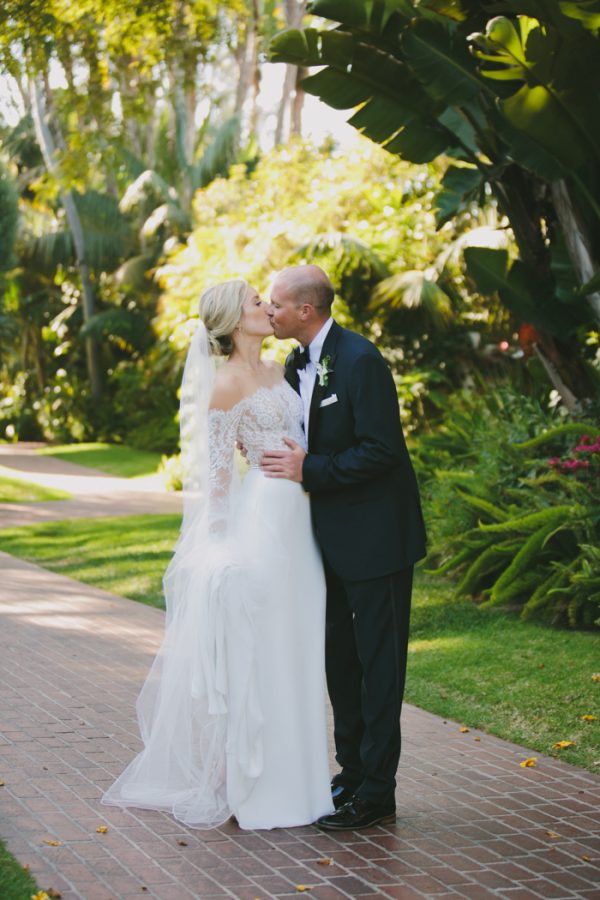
[260, 438, 305, 482]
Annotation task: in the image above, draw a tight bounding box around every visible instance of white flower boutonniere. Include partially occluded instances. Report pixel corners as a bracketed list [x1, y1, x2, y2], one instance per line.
[315, 355, 334, 387]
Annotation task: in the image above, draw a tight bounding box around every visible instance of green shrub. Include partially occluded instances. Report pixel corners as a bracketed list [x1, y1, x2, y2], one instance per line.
[418, 385, 599, 628]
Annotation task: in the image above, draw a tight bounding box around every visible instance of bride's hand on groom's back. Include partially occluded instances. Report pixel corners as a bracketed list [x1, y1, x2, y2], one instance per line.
[260, 438, 305, 482]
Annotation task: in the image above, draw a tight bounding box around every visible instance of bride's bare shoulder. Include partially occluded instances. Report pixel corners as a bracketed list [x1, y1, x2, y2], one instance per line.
[209, 365, 245, 411]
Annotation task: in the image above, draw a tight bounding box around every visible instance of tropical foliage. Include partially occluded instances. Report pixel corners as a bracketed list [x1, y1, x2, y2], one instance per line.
[416, 385, 599, 627]
[2, 1, 599, 629]
[270, 0, 600, 408]
[0, 0, 308, 441]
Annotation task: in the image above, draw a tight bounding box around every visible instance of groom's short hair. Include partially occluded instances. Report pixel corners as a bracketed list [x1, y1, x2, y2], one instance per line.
[300, 280, 334, 313]
[285, 266, 334, 314]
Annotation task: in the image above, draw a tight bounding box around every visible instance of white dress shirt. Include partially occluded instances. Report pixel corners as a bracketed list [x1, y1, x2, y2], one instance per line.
[298, 317, 333, 436]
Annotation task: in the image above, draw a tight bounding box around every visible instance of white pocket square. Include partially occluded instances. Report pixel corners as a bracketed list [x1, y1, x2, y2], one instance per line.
[320, 393, 338, 408]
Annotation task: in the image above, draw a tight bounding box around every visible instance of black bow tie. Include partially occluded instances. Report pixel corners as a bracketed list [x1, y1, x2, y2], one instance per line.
[292, 345, 311, 371]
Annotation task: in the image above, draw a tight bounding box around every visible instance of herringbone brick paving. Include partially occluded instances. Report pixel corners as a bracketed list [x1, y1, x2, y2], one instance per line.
[1, 551, 599, 899]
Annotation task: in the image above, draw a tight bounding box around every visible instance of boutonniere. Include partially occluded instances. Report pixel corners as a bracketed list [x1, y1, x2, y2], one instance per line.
[315, 355, 334, 387]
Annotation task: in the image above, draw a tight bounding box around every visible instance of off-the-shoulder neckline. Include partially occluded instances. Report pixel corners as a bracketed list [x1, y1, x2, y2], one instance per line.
[208, 379, 293, 416]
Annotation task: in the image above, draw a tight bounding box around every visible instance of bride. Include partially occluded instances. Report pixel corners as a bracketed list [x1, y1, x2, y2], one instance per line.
[102, 279, 334, 830]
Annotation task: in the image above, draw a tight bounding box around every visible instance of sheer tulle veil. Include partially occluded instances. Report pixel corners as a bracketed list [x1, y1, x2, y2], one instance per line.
[101, 318, 262, 828]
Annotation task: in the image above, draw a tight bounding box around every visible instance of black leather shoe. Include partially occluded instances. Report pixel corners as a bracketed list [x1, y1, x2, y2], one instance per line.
[316, 796, 396, 831]
[331, 784, 355, 810]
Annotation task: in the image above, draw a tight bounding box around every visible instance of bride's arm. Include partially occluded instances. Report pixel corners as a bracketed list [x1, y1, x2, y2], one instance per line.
[207, 369, 244, 534]
[207, 409, 240, 535]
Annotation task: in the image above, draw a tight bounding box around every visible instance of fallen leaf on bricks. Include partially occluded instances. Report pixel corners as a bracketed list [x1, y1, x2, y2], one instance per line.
[47, 890, 61, 899]
[317, 858, 333, 865]
[23, 865, 30, 872]
[545, 831, 560, 839]
[474, 737, 481, 742]
[581, 854, 591, 861]
[459, 727, 469, 733]
[520, 757, 537, 767]
[41, 840, 62, 847]
[0, 780, 5, 786]
[177, 840, 188, 846]
[552, 740, 576, 750]
[96, 826, 108, 834]
[296, 887, 312, 892]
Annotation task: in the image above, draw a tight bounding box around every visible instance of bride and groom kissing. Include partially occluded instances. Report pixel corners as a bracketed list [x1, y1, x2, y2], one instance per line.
[102, 265, 426, 832]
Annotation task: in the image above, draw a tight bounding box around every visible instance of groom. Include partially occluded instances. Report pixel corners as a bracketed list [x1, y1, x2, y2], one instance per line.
[262, 265, 426, 830]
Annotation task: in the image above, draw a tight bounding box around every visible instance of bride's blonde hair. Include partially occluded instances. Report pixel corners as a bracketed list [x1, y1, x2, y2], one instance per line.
[199, 279, 250, 356]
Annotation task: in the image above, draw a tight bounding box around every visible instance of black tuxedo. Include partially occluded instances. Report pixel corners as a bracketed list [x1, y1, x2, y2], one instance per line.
[285, 320, 426, 804]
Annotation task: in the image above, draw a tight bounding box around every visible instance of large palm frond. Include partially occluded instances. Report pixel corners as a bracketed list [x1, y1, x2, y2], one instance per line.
[114, 253, 156, 291]
[295, 231, 390, 313]
[190, 115, 241, 193]
[79, 308, 152, 352]
[0, 159, 18, 271]
[119, 170, 175, 216]
[435, 224, 512, 273]
[370, 270, 454, 331]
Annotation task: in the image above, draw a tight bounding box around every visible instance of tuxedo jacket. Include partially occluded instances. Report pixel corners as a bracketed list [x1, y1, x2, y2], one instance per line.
[285, 321, 426, 582]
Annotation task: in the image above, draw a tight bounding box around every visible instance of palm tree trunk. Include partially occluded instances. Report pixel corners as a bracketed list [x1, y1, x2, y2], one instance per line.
[235, 0, 261, 140]
[552, 179, 600, 325]
[275, 0, 307, 145]
[30, 77, 102, 401]
[494, 166, 593, 402]
[290, 65, 307, 136]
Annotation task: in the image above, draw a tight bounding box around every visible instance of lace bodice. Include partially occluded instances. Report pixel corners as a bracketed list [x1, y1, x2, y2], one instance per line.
[207, 381, 305, 528]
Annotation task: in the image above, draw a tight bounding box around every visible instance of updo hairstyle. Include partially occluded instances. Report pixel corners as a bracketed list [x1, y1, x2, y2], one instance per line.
[199, 279, 250, 356]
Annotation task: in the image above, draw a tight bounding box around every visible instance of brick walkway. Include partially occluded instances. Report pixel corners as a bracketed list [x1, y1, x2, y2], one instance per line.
[1, 552, 599, 900]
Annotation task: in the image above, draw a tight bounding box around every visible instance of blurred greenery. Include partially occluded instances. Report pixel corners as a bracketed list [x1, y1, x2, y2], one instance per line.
[37, 442, 163, 478]
[2, 0, 600, 631]
[0, 467, 70, 502]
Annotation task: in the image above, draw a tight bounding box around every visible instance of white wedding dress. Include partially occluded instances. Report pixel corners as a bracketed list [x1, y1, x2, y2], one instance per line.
[102, 380, 333, 829]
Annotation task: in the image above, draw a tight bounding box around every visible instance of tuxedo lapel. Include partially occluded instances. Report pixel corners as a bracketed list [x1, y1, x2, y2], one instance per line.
[307, 322, 340, 450]
[284, 352, 300, 393]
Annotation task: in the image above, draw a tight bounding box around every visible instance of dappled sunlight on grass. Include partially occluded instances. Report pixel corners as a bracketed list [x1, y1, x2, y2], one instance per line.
[0, 514, 180, 608]
[0, 469, 72, 503]
[38, 443, 163, 478]
[409, 635, 465, 653]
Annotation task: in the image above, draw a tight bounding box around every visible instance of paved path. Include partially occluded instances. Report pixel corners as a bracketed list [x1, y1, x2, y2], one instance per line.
[1, 552, 599, 900]
[0, 443, 181, 529]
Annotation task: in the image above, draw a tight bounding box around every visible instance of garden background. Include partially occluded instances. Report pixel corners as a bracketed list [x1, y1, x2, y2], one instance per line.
[0, 0, 599, 852]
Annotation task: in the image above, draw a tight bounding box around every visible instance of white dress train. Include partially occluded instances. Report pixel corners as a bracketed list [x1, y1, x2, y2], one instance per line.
[102, 381, 334, 829]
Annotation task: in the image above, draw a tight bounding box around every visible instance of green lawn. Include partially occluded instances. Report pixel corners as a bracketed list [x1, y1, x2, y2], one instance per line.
[0, 515, 178, 608]
[0, 467, 71, 503]
[0, 516, 597, 771]
[37, 442, 163, 478]
[0, 837, 40, 900]
[405, 575, 599, 773]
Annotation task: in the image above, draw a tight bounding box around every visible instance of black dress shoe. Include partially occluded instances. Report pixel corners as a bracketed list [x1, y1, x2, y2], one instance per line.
[331, 784, 355, 810]
[316, 796, 396, 831]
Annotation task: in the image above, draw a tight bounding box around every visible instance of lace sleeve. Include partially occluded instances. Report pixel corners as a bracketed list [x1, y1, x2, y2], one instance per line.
[208, 408, 239, 535]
